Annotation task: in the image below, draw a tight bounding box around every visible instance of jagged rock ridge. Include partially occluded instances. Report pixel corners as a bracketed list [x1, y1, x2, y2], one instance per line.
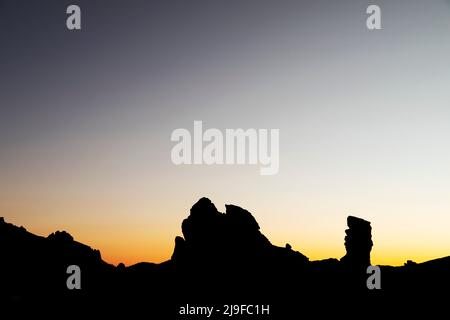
[171, 197, 309, 268]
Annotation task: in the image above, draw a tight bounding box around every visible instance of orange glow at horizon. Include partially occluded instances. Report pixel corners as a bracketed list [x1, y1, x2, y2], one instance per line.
[2, 196, 448, 268]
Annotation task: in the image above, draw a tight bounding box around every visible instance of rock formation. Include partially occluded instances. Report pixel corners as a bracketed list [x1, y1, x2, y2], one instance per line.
[1, 200, 450, 315]
[171, 197, 309, 267]
[340, 216, 373, 268]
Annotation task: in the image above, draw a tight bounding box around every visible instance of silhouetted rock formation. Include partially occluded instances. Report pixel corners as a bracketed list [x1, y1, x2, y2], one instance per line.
[340, 216, 373, 269]
[0, 198, 449, 317]
[173, 197, 308, 271]
[48, 230, 74, 242]
[0, 216, 112, 308]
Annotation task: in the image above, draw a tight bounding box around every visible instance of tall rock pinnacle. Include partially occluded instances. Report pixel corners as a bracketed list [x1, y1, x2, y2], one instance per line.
[340, 216, 373, 268]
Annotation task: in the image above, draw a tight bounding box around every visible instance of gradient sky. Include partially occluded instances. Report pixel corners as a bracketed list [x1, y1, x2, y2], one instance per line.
[1, 0, 450, 266]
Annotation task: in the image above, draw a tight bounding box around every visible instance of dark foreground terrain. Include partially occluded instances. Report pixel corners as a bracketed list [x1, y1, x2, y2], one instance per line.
[1, 198, 449, 317]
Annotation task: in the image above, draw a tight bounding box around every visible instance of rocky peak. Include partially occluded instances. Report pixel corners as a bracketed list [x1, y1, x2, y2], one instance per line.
[340, 216, 373, 268]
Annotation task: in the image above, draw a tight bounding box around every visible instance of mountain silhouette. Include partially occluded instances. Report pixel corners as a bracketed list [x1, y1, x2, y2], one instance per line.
[1, 199, 449, 317]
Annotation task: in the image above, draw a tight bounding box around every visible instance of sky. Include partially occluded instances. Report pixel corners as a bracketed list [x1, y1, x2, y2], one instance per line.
[1, 0, 449, 266]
